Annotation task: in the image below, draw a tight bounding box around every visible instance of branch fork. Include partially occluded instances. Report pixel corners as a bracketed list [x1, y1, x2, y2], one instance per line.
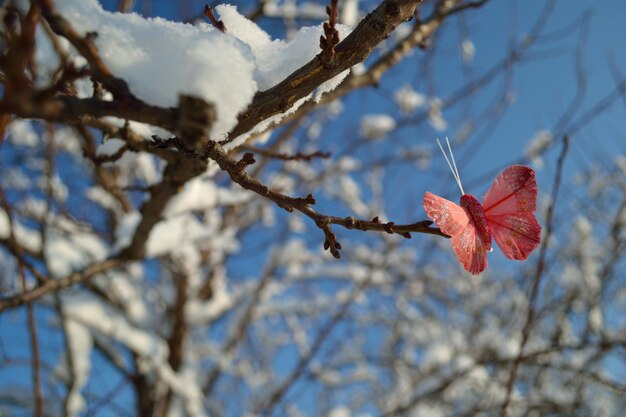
[235, 152, 257, 171]
[204, 5, 226, 32]
[319, 218, 342, 259]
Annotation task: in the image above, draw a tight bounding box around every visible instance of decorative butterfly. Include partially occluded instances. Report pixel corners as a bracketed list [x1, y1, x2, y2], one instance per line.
[423, 139, 541, 275]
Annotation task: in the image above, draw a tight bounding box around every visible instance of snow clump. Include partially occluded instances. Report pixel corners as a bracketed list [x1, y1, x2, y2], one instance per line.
[44, 0, 352, 139]
[359, 114, 396, 139]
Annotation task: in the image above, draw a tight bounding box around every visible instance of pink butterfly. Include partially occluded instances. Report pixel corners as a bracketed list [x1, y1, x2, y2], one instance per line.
[423, 139, 541, 275]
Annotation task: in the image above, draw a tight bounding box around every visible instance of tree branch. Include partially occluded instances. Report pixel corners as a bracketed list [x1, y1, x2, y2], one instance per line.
[36, 0, 134, 99]
[500, 135, 570, 417]
[237, 0, 491, 142]
[242, 145, 331, 162]
[225, 0, 424, 141]
[0, 258, 124, 312]
[0, 93, 178, 133]
[206, 142, 446, 258]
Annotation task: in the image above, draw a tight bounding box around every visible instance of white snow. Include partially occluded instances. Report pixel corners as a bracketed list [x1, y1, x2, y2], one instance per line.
[423, 343, 453, 367]
[461, 39, 475, 63]
[0, 208, 10, 239]
[53, 126, 83, 156]
[96, 138, 126, 157]
[427, 98, 447, 131]
[42, 1, 352, 140]
[115, 212, 168, 256]
[2, 168, 32, 190]
[525, 129, 553, 169]
[36, 173, 69, 202]
[393, 21, 413, 41]
[64, 297, 204, 416]
[54, 0, 255, 138]
[394, 84, 427, 114]
[588, 305, 603, 332]
[86, 186, 124, 213]
[7, 119, 39, 147]
[44, 217, 109, 278]
[97, 135, 161, 185]
[334, 176, 369, 216]
[114, 208, 239, 259]
[94, 267, 150, 325]
[411, 403, 446, 417]
[64, 319, 93, 417]
[13, 222, 43, 253]
[341, 0, 360, 26]
[359, 114, 396, 139]
[263, 1, 327, 21]
[18, 198, 48, 218]
[616, 154, 626, 175]
[64, 295, 206, 417]
[328, 406, 351, 417]
[186, 271, 233, 325]
[164, 176, 250, 216]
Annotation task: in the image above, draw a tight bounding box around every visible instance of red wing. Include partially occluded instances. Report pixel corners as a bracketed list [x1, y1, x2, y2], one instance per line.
[482, 165, 541, 259]
[483, 165, 538, 216]
[450, 223, 488, 275]
[487, 212, 541, 260]
[423, 192, 470, 237]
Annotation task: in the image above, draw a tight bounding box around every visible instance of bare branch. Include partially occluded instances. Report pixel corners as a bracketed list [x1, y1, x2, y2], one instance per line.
[26, 286, 44, 417]
[319, 0, 340, 64]
[500, 136, 571, 417]
[203, 5, 226, 32]
[243, 146, 331, 161]
[0, 258, 123, 312]
[0, 94, 178, 133]
[205, 141, 446, 258]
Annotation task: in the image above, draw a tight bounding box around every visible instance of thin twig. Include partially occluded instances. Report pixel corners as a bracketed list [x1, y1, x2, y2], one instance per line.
[117, 0, 135, 13]
[203, 264, 277, 395]
[256, 276, 372, 414]
[203, 5, 226, 32]
[443, 0, 489, 15]
[21, 263, 44, 417]
[0, 258, 123, 312]
[243, 146, 331, 162]
[500, 135, 570, 417]
[205, 141, 445, 259]
[319, 0, 340, 65]
[6, 168, 47, 417]
[74, 125, 133, 212]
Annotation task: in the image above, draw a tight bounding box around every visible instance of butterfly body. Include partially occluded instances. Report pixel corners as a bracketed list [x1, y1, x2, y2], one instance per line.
[424, 165, 541, 275]
[460, 194, 492, 249]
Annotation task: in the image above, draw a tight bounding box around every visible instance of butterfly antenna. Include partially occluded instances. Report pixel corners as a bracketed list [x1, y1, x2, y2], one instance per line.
[445, 137, 465, 194]
[436, 137, 465, 195]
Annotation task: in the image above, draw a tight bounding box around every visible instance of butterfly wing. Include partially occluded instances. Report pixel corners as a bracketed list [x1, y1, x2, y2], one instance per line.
[483, 165, 541, 260]
[423, 192, 469, 236]
[451, 224, 488, 275]
[483, 212, 541, 260]
[423, 192, 487, 275]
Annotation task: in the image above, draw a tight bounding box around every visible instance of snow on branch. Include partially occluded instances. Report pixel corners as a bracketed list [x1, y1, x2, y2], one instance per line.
[0, 0, 443, 270]
[226, 0, 425, 141]
[203, 5, 226, 33]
